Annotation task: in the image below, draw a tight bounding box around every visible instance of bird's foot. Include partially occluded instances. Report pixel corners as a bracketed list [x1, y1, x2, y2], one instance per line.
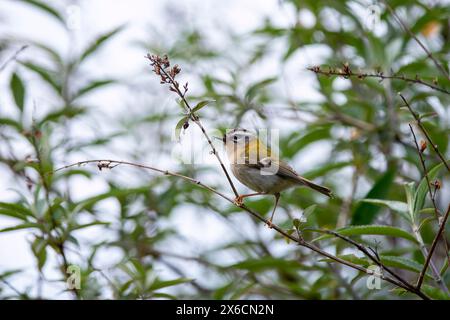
[234, 195, 244, 206]
[265, 219, 274, 229]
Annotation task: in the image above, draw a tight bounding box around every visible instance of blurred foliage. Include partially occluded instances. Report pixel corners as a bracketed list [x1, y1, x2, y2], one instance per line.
[0, 0, 449, 300]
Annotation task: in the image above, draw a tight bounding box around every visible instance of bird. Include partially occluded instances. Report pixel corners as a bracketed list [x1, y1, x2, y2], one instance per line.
[222, 128, 332, 227]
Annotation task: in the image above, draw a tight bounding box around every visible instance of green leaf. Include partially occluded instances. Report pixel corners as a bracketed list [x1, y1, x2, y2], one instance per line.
[75, 79, 116, 99]
[303, 161, 351, 180]
[192, 100, 213, 113]
[10, 72, 26, 112]
[314, 225, 418, 243]
[245, 77, 277, 101]
[359, 199, 410, 222]
[20, 62, 61, 93]
[352, 168, 396, 225]
[302, 204, 317, 220]
[0, 202, 33, 220]
[404, 182, 416, 221]
[80, 25, 124, 62]
[21, 0, 65, 25]
[174, 116, 189, 142]
[319, 254, 369, 266]
[230, 257, 307, 271]
[380, 256, 430, 276]
[148, 278, 193, 291]
[69, 221, 110, 231]
[0, 222, 41, 233]
[31, 237, 47, 271]
[414, 162, 443, 218]
[422, 285, 450, 300]
[0, 118, 22, 131]
[359, 199, 408, 214]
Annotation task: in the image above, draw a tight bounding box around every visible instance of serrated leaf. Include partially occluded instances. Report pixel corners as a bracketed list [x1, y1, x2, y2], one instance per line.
[80, 25, 124, 62]
[10, 72, 25, 112]
[313, 225, 418, 243]
[192, 100, 213, 113]
[380, 256, 430, 276]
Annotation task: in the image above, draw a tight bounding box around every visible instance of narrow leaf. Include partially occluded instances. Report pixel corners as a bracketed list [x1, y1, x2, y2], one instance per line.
[192, 100, 213, 113]
[174, 116, 188, 142]
[80, 25, 124, 62]
[352, 168, 396, 225]
[314, 225, 418, 243]
[10, 72, 26, 112]
[21, 0, 65, 25]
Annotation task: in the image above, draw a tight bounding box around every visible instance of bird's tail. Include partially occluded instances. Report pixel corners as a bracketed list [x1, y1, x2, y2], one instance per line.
[296, 176, 333, 198]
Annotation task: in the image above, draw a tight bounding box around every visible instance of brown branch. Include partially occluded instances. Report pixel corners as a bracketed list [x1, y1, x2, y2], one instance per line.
[399, 93, 450, 172]
[382, 1, 450, 81]
[145, 54, 239, 197]
[314, 229, 428, 299]
[409, 124, 442, 218]
[409, 125, 450, 295]
[52, 159, 430, 299]
[307, 66, 450, 95]
[416, 205, 450, 292]
[0, 45, 28, 72]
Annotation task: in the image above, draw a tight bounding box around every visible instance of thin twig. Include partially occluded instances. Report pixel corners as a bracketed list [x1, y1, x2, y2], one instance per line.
[0, 45, 28, 72]
[51, 159, 429, 299]
[416, 205, 450, 292]
[399, 93, 450, 172]
[409, 124, 441, 217]
[316, 229, 428, 298]
[382, 1, 450, 81]
[308, 66, 450, 95]
[145, 54, 239, 197]
[409, 124, 450, 283]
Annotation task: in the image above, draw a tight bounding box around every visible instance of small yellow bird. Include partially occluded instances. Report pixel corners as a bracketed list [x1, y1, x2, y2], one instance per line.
[222, 128, 332, 226]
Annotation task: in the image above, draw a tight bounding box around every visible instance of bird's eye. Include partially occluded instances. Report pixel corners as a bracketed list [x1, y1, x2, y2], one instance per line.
[233, 135, 238, 143]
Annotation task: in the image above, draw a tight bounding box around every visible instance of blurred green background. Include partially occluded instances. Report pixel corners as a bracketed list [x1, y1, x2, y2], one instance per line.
[0, 0, 449, 299]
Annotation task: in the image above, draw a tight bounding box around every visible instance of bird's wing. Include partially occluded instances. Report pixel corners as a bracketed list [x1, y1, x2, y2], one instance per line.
[252, 157, 333, 197]
[249, 157, 300, 181]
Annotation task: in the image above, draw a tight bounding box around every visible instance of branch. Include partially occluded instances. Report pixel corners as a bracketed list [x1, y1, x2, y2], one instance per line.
[307, 65, 450, 95]
[416, 205, 450, 292]
[314, 229, 428, 299]
[52, 159, 429, 299]
[399, 93, 450, 172]
[145, 54, 239, 197]
[382, 1, 450, 81]
[409, 124, 442, 218]
[0, 45, 28, 72]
